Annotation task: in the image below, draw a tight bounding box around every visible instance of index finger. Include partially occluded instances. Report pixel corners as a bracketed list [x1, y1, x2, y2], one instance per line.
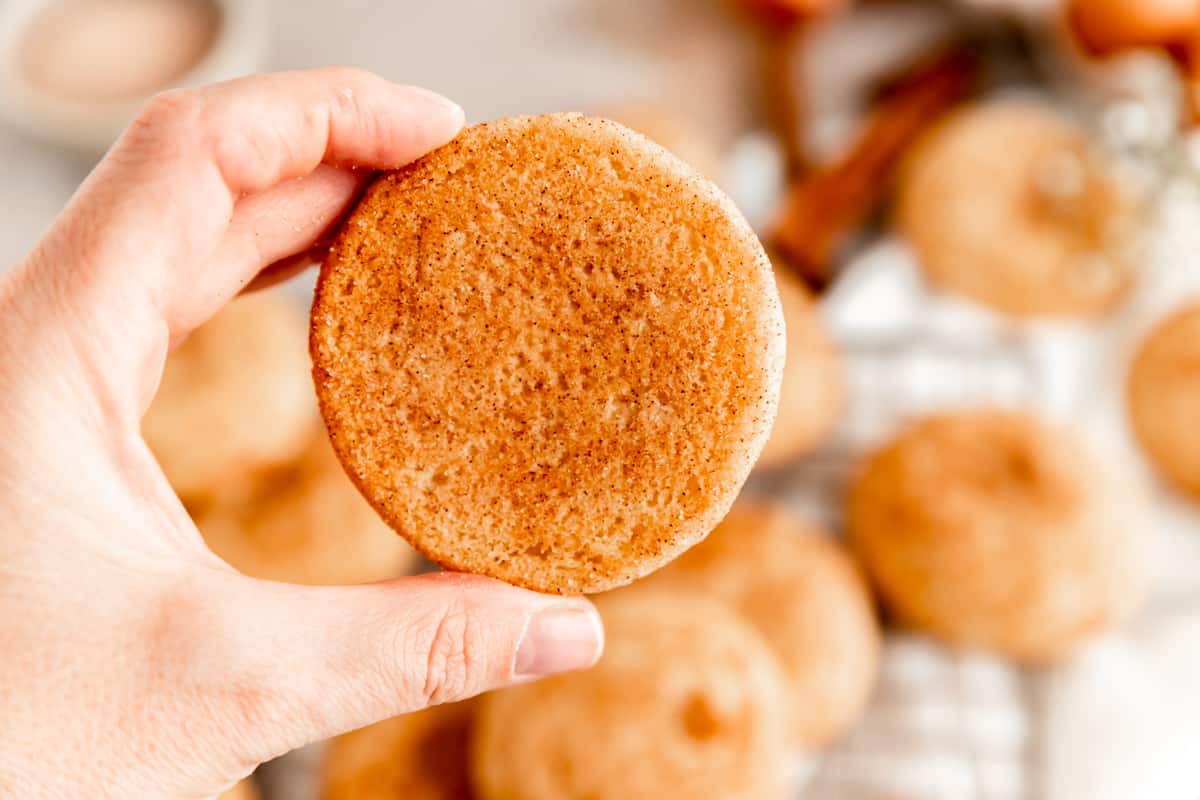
[25, 68, 463, 418]
[87, 67, 461, 308]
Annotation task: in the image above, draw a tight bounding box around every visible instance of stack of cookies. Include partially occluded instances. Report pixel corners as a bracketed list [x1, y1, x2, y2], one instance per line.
[320, 497, 882, 800]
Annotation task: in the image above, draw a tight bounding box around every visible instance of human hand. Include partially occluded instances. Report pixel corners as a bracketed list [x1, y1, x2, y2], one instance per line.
[0, 68, 603, 799]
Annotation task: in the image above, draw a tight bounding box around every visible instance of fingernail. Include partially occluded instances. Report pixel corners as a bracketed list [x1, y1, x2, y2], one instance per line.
[514, 606, 604, 678]
[412, 87, 465, 130]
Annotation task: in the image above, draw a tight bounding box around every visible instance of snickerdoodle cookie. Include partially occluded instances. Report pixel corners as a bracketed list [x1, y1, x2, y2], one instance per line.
[897, 101, 1141, 317]
[1128, 302, 1200, 500]
[311, 113, 784, 594]
[143, 291, 314, 502]
[323, 699, 477, 800]
[197, 429, 418, 585]
[471, 591, 790, 800]
[848, 410, 1147, 662]
[643, 499, 879, 746]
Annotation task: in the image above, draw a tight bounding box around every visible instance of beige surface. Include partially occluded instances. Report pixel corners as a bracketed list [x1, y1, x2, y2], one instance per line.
[312, 114, 782, 595]
[20, 0, 220, 102]
[472, 591, 790, 800]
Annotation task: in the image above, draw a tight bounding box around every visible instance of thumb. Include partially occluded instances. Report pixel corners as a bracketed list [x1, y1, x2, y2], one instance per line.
[201, 570, 603, 766]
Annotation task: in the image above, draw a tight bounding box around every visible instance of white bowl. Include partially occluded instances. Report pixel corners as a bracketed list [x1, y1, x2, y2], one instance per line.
[0, 0, 270, 153]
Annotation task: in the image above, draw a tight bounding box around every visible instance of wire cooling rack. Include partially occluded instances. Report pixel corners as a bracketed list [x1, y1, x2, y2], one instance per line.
[750, 330, 1047, 800]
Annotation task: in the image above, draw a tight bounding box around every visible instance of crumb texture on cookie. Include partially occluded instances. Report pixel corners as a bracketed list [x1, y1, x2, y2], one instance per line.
[1128, 302, 1200, 500]
[642, 499, 879, 747]
[471, 591, 790, 800]
[323, 700, 477, 800]
[311, 113, 783, 594]
[847, 410, 1147, 663]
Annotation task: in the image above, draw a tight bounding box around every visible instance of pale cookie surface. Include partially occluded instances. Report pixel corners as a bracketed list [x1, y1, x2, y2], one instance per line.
[897, 101, 1140, 318]
[642, 499, 880, 746]
[323, 700, 477, 800]
[143, 291, 315, 502]
[848, 410, 1147, 663]
[311, 113, 783, 594]
[197, 429, 419, 586]
[1128, 302, 1200, 500]
[756, 266, 842, 469]
[471, 591, 790, 800]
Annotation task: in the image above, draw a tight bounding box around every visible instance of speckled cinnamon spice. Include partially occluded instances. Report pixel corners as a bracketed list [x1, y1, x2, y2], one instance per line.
[310, 113, 783, 594]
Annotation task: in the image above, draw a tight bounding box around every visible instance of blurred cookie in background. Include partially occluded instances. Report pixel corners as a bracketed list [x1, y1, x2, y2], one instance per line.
[756, 265, 843, 469]
[197, 429, 419, 586]
[602, 105, 725, 184]
[143, 291, 315, 505]
[896, 100, 1143, 318]
[323, 700, 477, 800]
[848, 410, 1147, 663]
[221, 779, 259, 800]
[1068, 0, 1200, 54]
[1128, 302, 1200, 501]
[642, 499, 880, 748]
[472, 591, 790, 800]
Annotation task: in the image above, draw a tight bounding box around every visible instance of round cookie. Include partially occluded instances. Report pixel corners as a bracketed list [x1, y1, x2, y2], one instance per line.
[896, 100, 1141, 318]
[311, 113, 784, 595]
[323, 700, 477, 800]
[197, 429, 419, 586]
[471, 591, 790, 800]
[755, 266, 843, 469]
[848, 410, 1147, 663]
[642, 499, 879, 747]
[143, 291, 315, 502]
[1128, 302, 1200, 500]
[220, 780, 259, 800]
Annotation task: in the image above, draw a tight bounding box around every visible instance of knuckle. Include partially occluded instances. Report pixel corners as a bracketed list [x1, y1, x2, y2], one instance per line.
[116, 89, 200, 160]
[133, 89, 201, 136]
[209, 122, 278, 188]
[415, 599, 489, 706]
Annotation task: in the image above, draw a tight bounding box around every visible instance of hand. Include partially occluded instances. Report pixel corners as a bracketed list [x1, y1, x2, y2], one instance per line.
[0, 68, 603, 799]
